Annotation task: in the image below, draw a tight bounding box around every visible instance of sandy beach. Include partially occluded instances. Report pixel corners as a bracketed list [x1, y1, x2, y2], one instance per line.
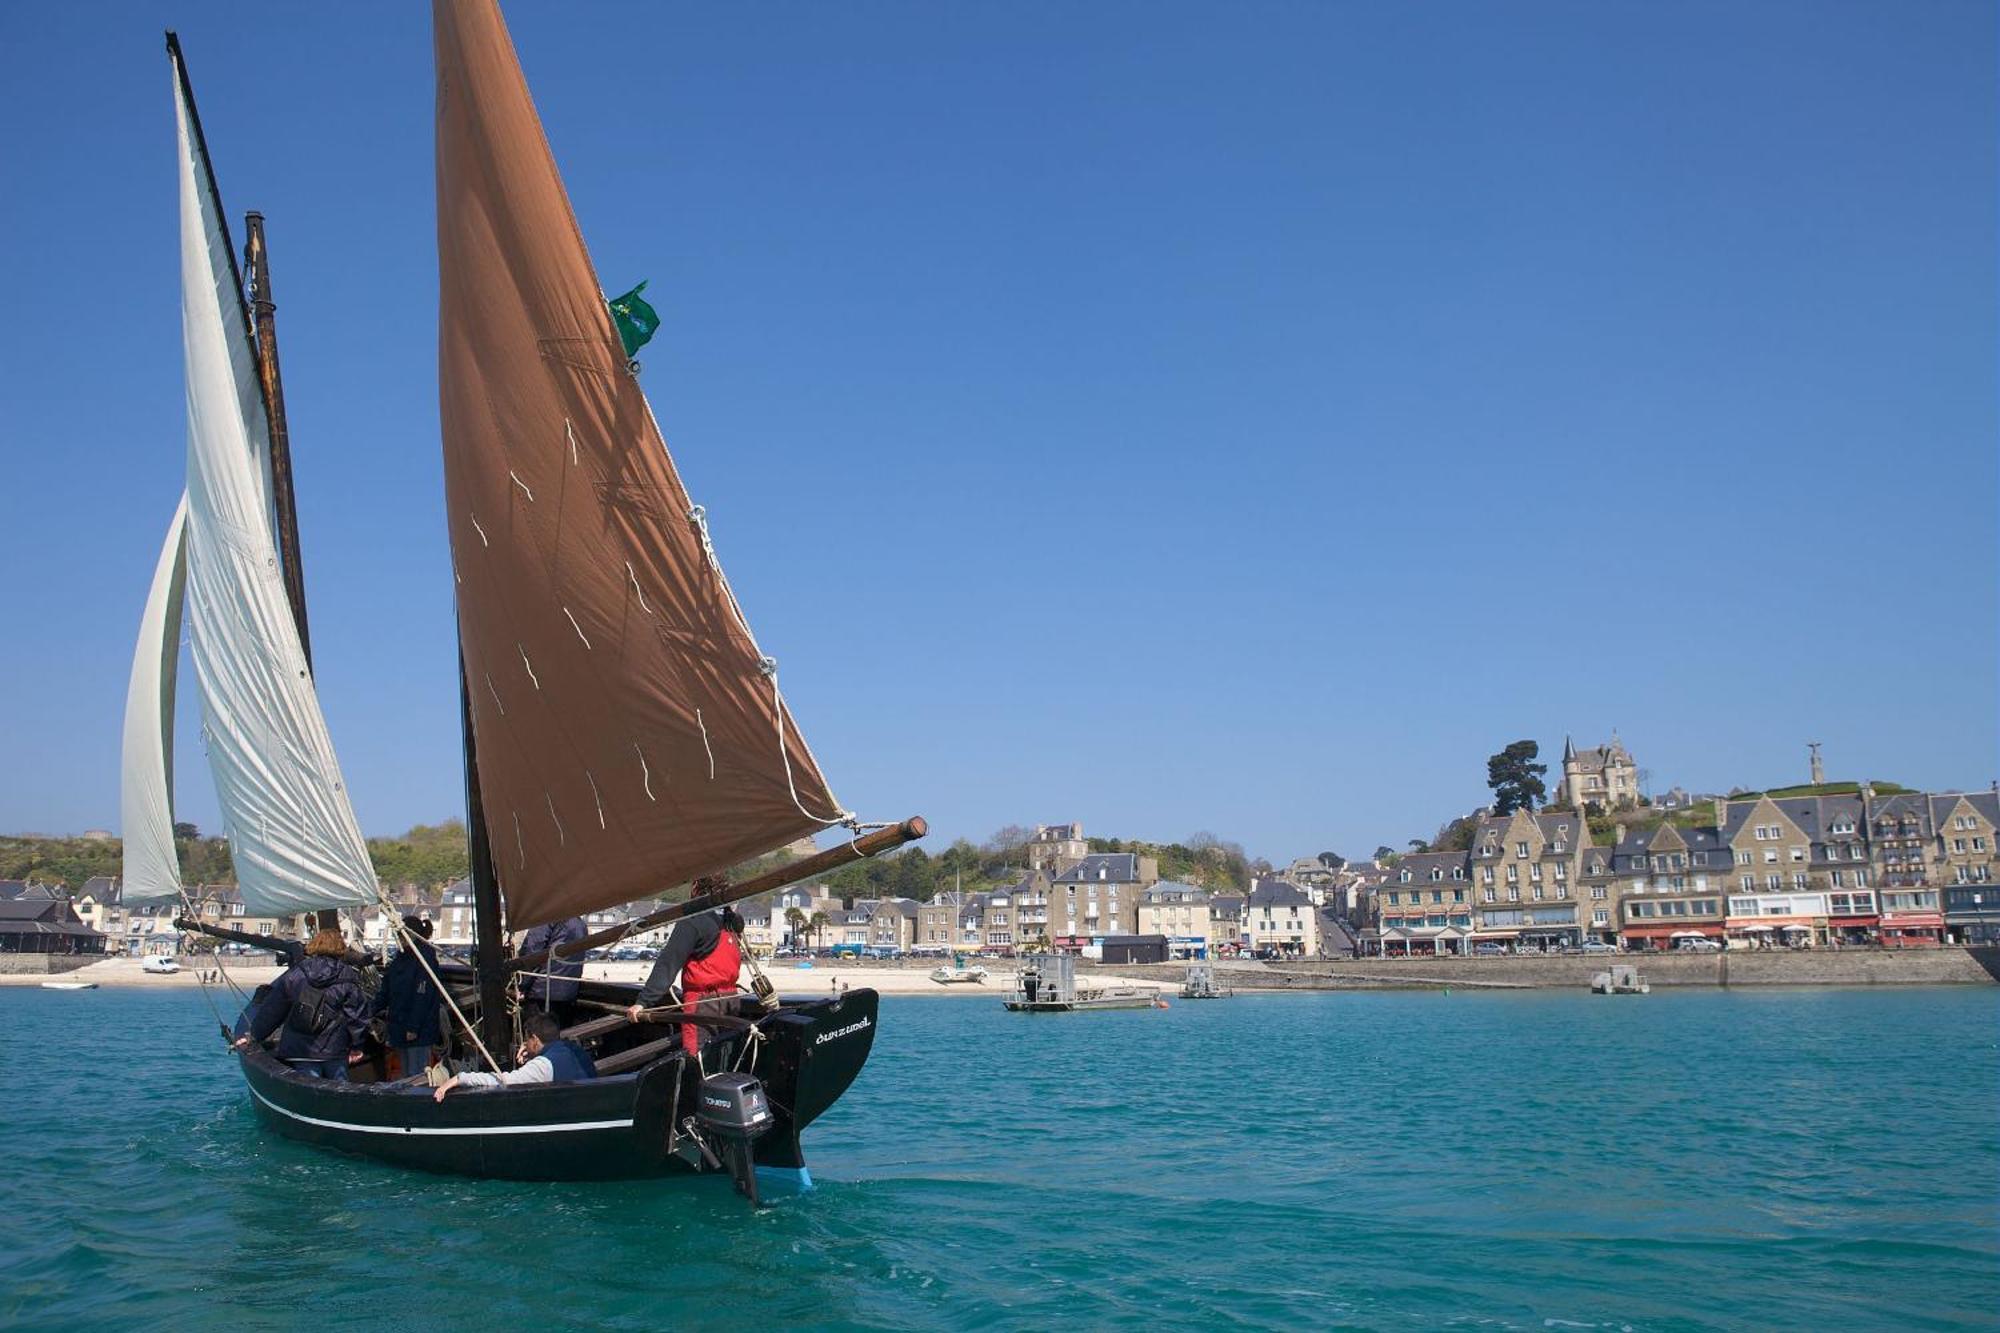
[2, 956, 1166, 997]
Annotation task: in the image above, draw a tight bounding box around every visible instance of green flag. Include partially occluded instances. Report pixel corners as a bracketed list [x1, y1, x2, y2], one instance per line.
[608, 281, 660, 358]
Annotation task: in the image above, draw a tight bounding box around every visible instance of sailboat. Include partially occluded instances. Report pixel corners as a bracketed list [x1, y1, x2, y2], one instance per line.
[122, 4, 922, 1192]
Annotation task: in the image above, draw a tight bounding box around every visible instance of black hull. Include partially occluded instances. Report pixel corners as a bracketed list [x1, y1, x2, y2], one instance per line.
[238, 986, 878, 1181]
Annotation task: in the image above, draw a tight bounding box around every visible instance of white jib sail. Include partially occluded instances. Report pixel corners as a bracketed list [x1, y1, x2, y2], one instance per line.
[174, 76, 377, 918]
[120, 496, 189, 905]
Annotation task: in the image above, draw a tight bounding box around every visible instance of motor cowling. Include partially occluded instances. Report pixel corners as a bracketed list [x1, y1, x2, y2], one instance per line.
[696, 1071, 773, 1143]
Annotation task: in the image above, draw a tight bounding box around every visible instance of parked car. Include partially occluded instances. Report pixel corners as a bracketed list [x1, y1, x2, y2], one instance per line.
[1676, 937, 1722, 953]
[141, 956, 181, 975]
[1473, 942, 1506, 956]
[1574, 940, 1618, 955]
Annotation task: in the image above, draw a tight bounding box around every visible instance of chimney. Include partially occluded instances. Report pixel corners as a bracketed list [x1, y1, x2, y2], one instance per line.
[1713, 798, 1727, 831]
[1613, 822, 1627, 846]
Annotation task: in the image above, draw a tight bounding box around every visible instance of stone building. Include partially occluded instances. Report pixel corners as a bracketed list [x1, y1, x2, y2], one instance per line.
[1208, 894, 1244, 955]
[1559, 735, 1640, 811]
[1611, 823, 1727, 950]
[915, 893, 961, 951]
[1468, 809, 1592, 951]
[1372, 851, 1474, 955]
[1049, 853, 1155, 946]
[1026, 823, 1089, 876]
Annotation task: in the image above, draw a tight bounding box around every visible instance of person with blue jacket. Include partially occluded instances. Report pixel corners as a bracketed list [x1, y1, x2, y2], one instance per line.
[374, 915, 445, 1076]
[233, 928, 373, 1079]
[431, 1011, 596, 1100]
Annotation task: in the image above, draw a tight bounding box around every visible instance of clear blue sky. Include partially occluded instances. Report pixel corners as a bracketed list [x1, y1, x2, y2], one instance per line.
[1, 1, 1992, 864]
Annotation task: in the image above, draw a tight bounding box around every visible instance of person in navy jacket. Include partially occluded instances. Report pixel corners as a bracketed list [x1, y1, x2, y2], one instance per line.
[374, 915, 445, 1076]
[233, 928, 372, 1079]
[431, 1011, 596, 1100]
[520, 914, 588, 1027]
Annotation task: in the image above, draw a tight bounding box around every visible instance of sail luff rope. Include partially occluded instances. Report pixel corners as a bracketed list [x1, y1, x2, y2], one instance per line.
[630, 389, 862, 833]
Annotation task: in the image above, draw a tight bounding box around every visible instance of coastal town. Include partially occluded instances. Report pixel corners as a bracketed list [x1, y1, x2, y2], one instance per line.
[5, 737, 1999, 975]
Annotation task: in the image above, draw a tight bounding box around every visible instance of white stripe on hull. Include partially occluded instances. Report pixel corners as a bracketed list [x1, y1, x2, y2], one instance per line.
[249, 1083, 633, 1136]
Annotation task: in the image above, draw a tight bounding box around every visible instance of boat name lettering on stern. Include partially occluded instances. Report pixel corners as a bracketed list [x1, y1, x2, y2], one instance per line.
[814, 1017, 873, 1046]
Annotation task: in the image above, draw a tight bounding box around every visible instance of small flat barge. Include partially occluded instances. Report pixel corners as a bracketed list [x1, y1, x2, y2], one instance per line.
[1005, 954, 1160, 1012]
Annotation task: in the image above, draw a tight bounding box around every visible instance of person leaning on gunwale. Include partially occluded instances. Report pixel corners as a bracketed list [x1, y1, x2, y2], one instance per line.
[232, 928, 372, 1080]
[431, 1011, 597, 1100]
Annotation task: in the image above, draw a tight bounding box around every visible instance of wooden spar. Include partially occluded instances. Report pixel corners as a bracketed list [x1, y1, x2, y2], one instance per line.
[175, 916, 296, 957]
[458, 655, 512, 1056]
[242, 212, 312, 671]
[507, 816, 928, 975]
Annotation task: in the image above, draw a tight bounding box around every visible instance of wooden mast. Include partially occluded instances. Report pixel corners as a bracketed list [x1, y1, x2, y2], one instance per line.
[459, 655, 512, 1056]
[238, 215, 339, 933]
[242, 212, 313, 671]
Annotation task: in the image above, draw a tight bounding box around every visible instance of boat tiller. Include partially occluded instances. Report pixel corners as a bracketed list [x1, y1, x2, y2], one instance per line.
[696, 1071, 774, 1204]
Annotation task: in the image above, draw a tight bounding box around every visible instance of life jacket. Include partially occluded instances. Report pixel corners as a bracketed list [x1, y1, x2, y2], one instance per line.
[683, 929, 742, 997]
[540, 1038, 598, 1083]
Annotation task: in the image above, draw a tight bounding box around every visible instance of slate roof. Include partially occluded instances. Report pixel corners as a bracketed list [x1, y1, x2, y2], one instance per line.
[1246, 880, 1312, 909]
[0, 898, 101, 935]
[1053, 854, 1142, 884]
[1390, 851, 1470, 883]
[1208, 894, 1244, 921]
[1931, 790, 2000, 826]
[1140, 880, 1207, 905]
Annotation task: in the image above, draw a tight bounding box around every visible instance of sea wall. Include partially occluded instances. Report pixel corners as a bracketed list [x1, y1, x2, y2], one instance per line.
[0, 955, 97, 977]
[1101, 948, 2000, 990]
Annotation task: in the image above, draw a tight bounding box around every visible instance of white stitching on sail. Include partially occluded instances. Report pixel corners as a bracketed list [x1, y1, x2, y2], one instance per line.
[469, 513, 489, 547]
[585, 770, 605, 828]
[696, 707, 716, 780]
[510, 471, 534, 501]
[546, 792, 566, 847]
[519, 644, 540, 689]
[626, 562, 652, 614]
[484, 672, 505, 716]
[563, 607, 591, 649]
[566, 418, 579, 465]
[634, 743, 655, 801]
[513, 811, 526, 868]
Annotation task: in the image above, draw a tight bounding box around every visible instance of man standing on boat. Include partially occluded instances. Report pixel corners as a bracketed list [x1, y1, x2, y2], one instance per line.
[628, 907, 745, 1055]
[519, 913, 587, 1028]
[233, 929, 371, 1079]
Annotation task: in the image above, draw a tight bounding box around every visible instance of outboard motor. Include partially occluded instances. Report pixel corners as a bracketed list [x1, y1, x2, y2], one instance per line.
[696, 1072, 773, 1204]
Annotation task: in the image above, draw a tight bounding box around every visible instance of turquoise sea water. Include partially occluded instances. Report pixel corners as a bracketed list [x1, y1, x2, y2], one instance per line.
[2, 986, 1996, 1331]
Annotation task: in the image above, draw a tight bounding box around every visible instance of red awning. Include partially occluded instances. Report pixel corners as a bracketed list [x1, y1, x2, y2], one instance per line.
[1620, 925, 1723, 939]
[1881, 913, 1944, 928]
[1828, 916, 1877, 926]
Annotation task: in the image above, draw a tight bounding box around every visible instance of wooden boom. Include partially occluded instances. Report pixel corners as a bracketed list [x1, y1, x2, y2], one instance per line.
[506, 815, 927, 975]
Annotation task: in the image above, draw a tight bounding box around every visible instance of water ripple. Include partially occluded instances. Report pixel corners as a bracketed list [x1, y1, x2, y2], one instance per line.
[1, 987, 1994, 1330]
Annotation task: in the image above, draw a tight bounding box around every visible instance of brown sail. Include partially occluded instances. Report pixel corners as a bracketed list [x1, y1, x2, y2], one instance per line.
[434, 0, 846, 929]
